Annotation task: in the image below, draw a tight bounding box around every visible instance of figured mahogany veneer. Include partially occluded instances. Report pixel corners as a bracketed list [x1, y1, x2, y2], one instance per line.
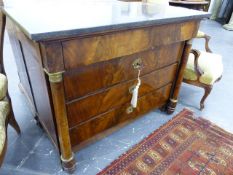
[64, 43, 184, 100]
[66, 64, 178, 127]
[70, 83, 172, 148]
[4, 3, 207, 171]
[62, 21, 196, 69]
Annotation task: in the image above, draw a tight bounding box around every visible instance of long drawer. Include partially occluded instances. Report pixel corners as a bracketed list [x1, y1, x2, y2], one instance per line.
[66, 63, 178, 128]
[64, 43, 184, 101]
[69, 83, 172, 147]
[62, 21, 198, 69]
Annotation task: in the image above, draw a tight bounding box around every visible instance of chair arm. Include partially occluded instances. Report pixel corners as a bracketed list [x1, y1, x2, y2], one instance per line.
[196, 31, 212, 53]
[190, 49, 204, 80]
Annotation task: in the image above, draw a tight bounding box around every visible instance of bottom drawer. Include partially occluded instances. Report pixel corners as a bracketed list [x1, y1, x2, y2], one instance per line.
[69, 83, 172, 148]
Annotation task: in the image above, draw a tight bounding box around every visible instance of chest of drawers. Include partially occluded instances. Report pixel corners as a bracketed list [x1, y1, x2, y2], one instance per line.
[3, 1, 209, 172]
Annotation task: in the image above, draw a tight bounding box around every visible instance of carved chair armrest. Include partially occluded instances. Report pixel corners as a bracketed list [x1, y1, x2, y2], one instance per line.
[190, 49, 204, 80]
[196, 31, 212, 53]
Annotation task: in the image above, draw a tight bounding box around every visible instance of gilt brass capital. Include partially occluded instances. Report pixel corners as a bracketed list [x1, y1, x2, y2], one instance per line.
[44, 69, 64, 83]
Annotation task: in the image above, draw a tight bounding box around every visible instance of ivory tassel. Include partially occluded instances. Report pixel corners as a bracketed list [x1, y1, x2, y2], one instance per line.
[131, 79, 141, 108]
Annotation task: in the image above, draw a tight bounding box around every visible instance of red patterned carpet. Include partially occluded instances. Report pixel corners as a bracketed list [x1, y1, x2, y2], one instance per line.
[98, 109, 233, 175]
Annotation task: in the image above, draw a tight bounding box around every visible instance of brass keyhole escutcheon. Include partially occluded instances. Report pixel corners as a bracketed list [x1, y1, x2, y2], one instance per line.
[126, 106, 134, 114]
[132, 58, 142, 69]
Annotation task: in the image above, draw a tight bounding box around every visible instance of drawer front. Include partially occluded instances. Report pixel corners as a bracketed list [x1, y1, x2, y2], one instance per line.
[64, 43, 184, 101]
[62, 21, 198, 69]
[66, 64, 177, 128]
[69, 83, 172, 147]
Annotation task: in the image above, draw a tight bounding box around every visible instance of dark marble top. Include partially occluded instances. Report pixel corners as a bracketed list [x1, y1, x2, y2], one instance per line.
[3, 0, 210, 41]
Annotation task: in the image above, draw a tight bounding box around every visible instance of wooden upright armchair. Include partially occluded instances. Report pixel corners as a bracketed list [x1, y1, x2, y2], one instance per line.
[0, 0, 21, 166]
[183, 31, 223, 110]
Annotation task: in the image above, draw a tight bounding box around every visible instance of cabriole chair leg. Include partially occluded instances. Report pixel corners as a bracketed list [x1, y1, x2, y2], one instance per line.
[200, 85, 212, 110]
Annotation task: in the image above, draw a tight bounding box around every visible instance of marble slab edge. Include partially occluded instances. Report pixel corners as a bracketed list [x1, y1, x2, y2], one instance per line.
[3, 9, 210, 42]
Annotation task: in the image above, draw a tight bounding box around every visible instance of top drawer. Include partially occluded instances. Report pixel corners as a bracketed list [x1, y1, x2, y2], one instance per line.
[62, 21, 198, 69]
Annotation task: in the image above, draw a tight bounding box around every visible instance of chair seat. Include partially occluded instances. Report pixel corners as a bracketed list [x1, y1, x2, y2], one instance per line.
[0, 100, 10, 155]
[183, 51, 223, 85]
[0, 73, 7, 100]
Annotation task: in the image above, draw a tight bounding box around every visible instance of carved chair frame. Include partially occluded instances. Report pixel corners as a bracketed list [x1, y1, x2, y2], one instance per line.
[183, 33, 222, 110]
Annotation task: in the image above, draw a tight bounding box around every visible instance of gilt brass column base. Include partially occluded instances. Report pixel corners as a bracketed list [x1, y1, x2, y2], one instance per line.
[166, 98, 178, 114]
[61, 154, 76, 174]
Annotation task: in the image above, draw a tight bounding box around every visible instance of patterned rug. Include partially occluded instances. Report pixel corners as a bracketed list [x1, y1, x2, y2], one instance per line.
[98, 109, 233, 175]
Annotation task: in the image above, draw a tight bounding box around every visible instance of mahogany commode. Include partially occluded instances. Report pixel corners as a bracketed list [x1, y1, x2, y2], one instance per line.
[3, 0, 209, 172]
